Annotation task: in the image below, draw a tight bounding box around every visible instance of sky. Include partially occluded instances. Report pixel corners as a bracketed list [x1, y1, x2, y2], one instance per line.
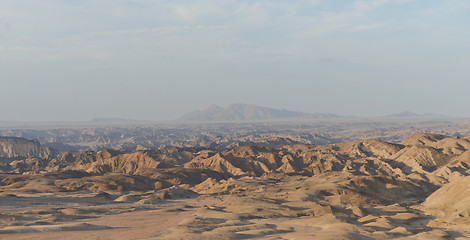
[1, 0, 470, 121]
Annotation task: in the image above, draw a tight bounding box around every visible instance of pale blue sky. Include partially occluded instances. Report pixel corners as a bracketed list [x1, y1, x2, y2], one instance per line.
[1, 0, 469, 121]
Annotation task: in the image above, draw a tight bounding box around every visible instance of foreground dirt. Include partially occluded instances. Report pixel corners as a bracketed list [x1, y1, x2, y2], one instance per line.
[1, 172, 470, 239]
[0, 199, 195, 240]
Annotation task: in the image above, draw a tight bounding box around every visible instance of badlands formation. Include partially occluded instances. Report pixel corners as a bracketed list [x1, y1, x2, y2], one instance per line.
[0, 133, 470, 239]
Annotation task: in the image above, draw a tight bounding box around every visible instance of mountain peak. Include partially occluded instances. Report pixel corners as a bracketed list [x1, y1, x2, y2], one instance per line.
[207, 104, 223, 111]
[386, 111, 445, 118]
[178, 103, 338, 122]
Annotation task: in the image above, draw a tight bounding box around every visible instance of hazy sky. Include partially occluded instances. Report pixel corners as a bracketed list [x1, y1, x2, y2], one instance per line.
[1, 0, 469, 121]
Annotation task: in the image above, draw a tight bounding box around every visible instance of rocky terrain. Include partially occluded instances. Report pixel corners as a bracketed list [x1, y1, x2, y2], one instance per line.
[0, 123, 339, 152]
[0, 133, 470, 239]
[2, 116, 470, 153]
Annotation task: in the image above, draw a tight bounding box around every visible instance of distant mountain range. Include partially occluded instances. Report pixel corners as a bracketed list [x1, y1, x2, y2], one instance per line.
[178, 104, 451, 122]
[91, 118, 138, 123]
[178, 103, 339, 122]
[385, 111, 445, 118]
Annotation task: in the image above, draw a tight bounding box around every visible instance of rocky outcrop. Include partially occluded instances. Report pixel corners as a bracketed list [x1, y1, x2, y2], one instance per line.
[0, 137, 53, 159]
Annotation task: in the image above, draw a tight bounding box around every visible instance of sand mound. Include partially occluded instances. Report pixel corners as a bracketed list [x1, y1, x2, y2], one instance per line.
[60, 208, 106, 216]
[0, 223, 111, 234]
[153, 186, 198, 199]
[423, 175, 470, 217]
[114, 194, 141, 202]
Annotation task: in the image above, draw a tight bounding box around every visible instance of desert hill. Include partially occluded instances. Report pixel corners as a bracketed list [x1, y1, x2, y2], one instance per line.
[3, 134, 470, 182]
[1, 133, 470, 239]
[179, 103, 339, 122]
[423, 175, 470, 217]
